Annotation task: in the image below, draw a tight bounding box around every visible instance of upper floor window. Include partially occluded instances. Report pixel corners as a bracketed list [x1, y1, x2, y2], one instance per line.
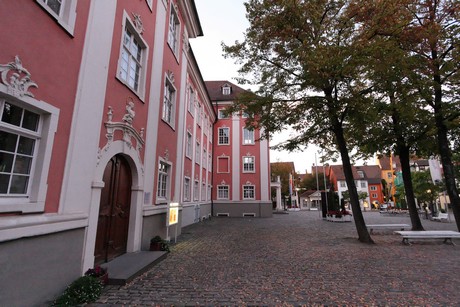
[118, 13, 148, 99]
[243, 128, 255, 145]
[243, 156, 255, 173]
[340, 181, 346, 188]
[222, 85, 231, 95]
[0, 57, 59, 213]
[162, 76, 176, 127]
[370, 186, 377, 191]
[218, 109, 229, 119]
[168, 4, 180, 55]
[186, 131, 192, 158]
[157, 161, 171, 200]
[188, 87, 195, 116]
[218, 127, 229, 145]
[360, 182, 367, 188]
[195, 141, 201, 164]
[387, 172, 392, 179]
[357, 170, 364, 178]
[36, 0, 77, 35]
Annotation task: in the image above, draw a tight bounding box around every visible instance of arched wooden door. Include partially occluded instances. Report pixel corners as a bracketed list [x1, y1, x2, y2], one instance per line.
[95, 155, 132, 264]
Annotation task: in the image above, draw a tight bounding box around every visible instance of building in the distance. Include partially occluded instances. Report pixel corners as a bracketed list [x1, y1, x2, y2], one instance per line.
[206, 81, 272, 217]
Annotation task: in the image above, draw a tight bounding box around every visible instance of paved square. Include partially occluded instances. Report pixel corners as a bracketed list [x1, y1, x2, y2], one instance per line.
[94, 211, 460, 306]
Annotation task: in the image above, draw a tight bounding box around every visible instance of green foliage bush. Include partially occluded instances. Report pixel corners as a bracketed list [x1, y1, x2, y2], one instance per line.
[52, 276, 103, 306]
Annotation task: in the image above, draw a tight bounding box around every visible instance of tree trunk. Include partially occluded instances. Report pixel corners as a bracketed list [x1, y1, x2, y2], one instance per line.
[334, 124, 374, 243]
[398, 144, 424, 230]
[431, 47, 460, 231]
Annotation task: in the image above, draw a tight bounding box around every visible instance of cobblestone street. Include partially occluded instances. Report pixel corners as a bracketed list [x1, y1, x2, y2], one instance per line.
[93, 211, 460, 306]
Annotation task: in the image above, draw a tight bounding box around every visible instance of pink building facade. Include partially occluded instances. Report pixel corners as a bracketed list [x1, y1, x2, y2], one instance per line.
[206, 81, 272, 217]
[0, 0, 226, 305]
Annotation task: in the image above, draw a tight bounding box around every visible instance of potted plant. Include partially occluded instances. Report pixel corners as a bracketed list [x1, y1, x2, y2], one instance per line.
[150, 235, 170, 252]
[85, 265, 108, 285]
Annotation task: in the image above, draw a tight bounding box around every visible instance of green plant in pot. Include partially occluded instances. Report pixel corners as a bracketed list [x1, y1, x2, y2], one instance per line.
[150, 235, 170, 252]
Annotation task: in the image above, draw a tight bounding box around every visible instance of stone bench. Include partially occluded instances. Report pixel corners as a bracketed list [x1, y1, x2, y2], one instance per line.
[432, 212, 449, 222]
[367, 224, 410, 234]
[394, 230, 460, 245]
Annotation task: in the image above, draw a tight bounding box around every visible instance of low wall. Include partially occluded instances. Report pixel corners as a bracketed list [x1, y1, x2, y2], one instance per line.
[0, 228, 85, 307]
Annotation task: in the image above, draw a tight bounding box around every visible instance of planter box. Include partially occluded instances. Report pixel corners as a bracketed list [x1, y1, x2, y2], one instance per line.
[326, 215, 352, 222]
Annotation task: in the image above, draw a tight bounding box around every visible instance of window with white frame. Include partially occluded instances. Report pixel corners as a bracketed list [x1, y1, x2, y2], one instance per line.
[197, 103, 202, 127]
[370, 186, 377, 191]
[243, 156, 255, 173]
[162, 76, 176, 126]
[340, 181, 346, 188]
[243, 185, 255, 199]
[357, 170, 364, 178]
[218, 127, 229, 145]
[188, 86, 195, 116]
[36, 0, 77, 35]
[217, 185, 229, 199]
[194, 180, 199, 201]
[186, 131, 192, 158]
[0, 102, 40, 196]
[118, 14, 148, 98]
[222, 85, 231, 95]
[372, 193, 377, 198]
[203, 148, 207, 168]
[168, 4, 180, 55]
[183, 177, 191, 201]
[157, 161, 170, 200]
[243, 128, 255, 145]
[360, 182, 366, 188]
[201, 182, 206, 201]
[195, 141, 201, 164]
[218, 109, 228, 119]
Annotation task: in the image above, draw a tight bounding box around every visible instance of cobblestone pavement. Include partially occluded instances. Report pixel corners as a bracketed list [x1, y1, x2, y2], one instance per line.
[94, 211, 460, 306]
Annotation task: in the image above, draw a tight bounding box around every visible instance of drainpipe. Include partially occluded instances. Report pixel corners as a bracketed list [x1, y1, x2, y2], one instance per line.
[210, 101, 218, 218]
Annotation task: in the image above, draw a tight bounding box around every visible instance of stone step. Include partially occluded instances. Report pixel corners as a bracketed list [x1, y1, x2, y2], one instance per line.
[101, 251, 168, 285]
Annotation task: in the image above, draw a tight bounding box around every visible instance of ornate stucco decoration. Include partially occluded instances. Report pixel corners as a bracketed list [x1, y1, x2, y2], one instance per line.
[246, 181, 253, 185]
[0, 56, 38, 98]
[97, 100, 145, 168]
[164, 149, 169, 161]
[220, 180, 227, 185]
[132, 13, 144, 34]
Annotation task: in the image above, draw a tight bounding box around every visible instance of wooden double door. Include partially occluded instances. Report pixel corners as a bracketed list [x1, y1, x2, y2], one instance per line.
[95, 155, 132, 264]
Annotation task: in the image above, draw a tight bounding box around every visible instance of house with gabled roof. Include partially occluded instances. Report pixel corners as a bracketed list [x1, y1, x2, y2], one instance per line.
[206, 80, 272, 217]
[328, 165, 384, 210]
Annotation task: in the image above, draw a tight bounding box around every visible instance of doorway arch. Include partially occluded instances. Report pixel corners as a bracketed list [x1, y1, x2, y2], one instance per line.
[94, 154, 132, 264]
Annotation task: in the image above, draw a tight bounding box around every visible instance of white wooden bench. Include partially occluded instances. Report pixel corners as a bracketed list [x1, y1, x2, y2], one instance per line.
[367, 224, 410, 234]
[394, 230, 460, 245]
[432, 212, 449, 222]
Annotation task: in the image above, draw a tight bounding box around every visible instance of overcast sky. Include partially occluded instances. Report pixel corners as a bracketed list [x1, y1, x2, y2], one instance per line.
[190, 0, 355, 173]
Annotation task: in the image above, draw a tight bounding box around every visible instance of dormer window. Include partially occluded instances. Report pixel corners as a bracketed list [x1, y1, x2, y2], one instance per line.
[357, 170, 364, 178]
[222, 85, 231, 95]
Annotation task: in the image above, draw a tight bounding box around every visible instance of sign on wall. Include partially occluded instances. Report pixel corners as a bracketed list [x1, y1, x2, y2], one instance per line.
[167, 202, 179, 226]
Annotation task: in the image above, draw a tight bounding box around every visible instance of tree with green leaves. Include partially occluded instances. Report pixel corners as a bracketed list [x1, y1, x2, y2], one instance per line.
[354, 0, 460, 230]
[224, 0, 374, 243]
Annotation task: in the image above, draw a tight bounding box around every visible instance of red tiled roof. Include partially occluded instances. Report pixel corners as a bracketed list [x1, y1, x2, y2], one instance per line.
[329, 165, 381, 182]
[205, 80, 248, 101]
